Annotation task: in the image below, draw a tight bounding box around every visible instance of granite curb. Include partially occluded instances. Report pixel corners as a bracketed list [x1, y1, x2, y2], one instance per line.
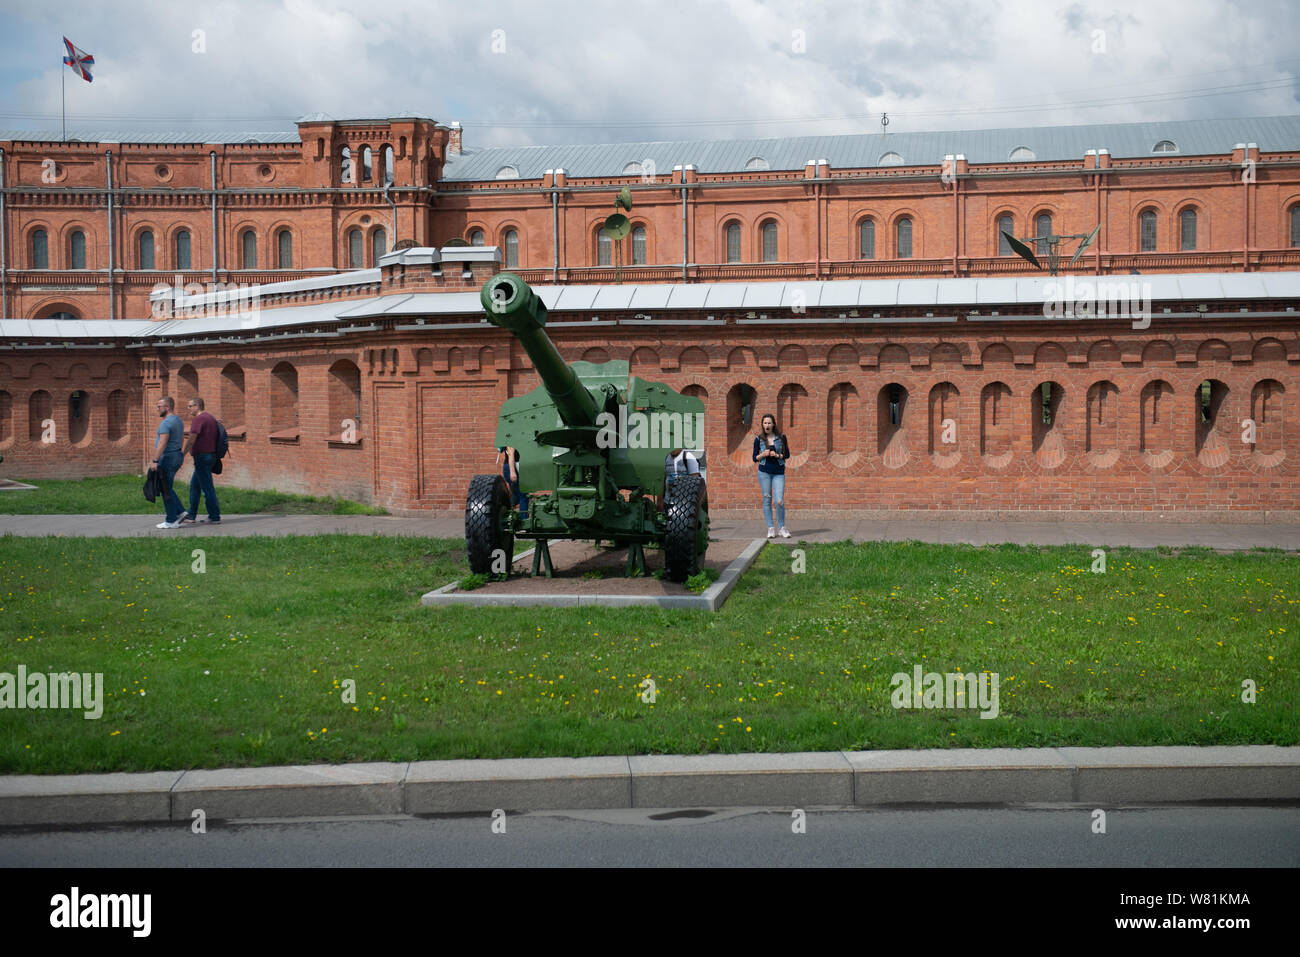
[2, 746, 1297, 826]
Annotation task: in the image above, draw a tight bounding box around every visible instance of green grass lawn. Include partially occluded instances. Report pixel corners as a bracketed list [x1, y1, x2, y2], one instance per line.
[0, 474, 385, 515]
[1, 536, 1295, 774]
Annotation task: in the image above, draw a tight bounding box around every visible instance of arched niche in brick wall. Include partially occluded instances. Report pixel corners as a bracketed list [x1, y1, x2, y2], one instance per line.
[1140, 379, 1175, 467]
[826, 382, 859, 467]
[726, 383, 758, 465]
[0, 389, 12, 446]
[415, 348, 434, 374]
[928, 382, 960, 468]
[726, 346, 755, 370]
[680, 348, 710, 372]
[1195, 378, 1230, 468]
[106, 362, 128, 381]
[582, 347, 609, 364]
[1086, 380, 1120, 468]
[878, 344, 909, 368]
[1087, 340, 1121, 365]
[328, 360, 362, 440]
[827, 344, 858, 369]
[221, 364, 246, 429]
[777, 384, 809, 467]
[980, 382, 1013, 467]
[1253, 338, 1287, 363]
[174, 364, 198, 409]
[1197, 340, 1231, 364]
[270, 362, 299, 438]
[107, 389, 130, 444]
[1034, 342, 1067, 366]
[1250, 379, 1285, 466]
[29, 390, 52, 443]
[982, 344, 1014, 366]
[930, 343, 962, 366]
[777, 345, 807, 368]
[479, 347, 496, 370]
[446, 347, 466, 372]
[877, 383, 909, 468]
[67, 391, 90, 447]
[1032, 381, 1066, 469]
[631, 347, 659, 370]
[1142, 340, 1176, 364]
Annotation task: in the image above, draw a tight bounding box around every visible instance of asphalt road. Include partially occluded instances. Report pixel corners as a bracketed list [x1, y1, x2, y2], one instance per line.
[4, 805, 1297, 868]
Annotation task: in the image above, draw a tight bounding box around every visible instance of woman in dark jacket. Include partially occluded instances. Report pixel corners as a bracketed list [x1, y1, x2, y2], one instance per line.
[752, 413, 790, 538]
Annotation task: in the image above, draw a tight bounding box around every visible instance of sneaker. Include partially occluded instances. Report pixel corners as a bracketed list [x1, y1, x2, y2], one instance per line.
[197, 516, 221, 524]
[779, 527, 791, 538]
[179, 511, 195, 524]
[156, 520, 182, 529]
[766, 527, 776, 539]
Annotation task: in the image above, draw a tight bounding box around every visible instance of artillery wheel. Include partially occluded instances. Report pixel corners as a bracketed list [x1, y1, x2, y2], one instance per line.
[663, 474, 708, 583]
[466, 474, 515, 575]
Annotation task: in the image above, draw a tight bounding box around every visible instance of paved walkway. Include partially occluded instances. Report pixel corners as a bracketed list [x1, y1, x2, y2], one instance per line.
[2, 511, 1299, 549]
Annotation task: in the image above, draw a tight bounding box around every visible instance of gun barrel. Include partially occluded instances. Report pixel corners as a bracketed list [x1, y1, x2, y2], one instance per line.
[481, 273, 599, 426]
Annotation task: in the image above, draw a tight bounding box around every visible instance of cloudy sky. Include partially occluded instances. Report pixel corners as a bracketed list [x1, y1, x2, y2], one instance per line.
[0, 0, 1297, 147]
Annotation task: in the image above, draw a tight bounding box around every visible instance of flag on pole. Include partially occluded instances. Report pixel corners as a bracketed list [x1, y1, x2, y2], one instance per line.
[62, 37, 94, 83]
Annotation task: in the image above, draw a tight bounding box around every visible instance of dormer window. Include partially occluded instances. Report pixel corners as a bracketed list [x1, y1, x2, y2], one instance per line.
[879, 151, 904, 166]
[1153, 140, 1178, 153]
[622, 161, 643, 175]
[495, 165, 519, 180]
[1009, 146, 1035, 161]
[744, 156, 769, 170]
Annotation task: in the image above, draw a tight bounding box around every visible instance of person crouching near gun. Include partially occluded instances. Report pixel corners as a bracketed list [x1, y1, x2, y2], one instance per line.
[752, 413, 790, 539]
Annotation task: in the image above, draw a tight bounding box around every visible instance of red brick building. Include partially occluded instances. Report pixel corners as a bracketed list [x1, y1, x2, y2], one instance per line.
[2, 115, 1300, 515]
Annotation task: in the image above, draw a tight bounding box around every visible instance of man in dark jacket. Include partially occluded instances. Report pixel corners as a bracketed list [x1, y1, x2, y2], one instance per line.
[149, 396, 186, 528]
[181, 397, 221, 524]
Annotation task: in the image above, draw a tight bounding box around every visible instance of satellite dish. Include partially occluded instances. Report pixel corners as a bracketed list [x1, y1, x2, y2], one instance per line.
[1069, 224, 1101, 265]
[616, 186, 633, 211]
[603, 213, 631, 240]
[1003, 231, 1042, 270]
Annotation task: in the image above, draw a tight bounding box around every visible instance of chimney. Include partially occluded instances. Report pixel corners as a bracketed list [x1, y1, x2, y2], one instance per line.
[448, 121, 462, 155]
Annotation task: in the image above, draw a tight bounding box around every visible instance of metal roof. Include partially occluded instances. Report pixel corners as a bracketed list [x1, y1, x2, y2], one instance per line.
[441, 115, 1300, 180]
[4, 271, 1298, 345]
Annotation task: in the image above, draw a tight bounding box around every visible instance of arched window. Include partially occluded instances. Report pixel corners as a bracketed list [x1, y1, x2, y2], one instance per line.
[859, 219, 875, 259]
[69, 230, 86, 269]
[879, 151, 904, 166]
[761, 220, 778, 262]
[138, 230, 155, 269]
[175, 229, 192, 270]
[997, 215, 1013, 256]
[1153, 140, 1178, 153]
[621, 161, 643, 175]
[896, 218, 912, 259]
[631, 225, 646, 265]
[469, 229, 485, 246]
[1140, 209, 1157, 252]
[495, 166, 519, 180]
[1180, 208, 1197, 251]
[504, 229, 519, 268]
[347, 228, 363, 268]
[597, 229, 611, 266]
[240, 229, 257, 268]
[277, 229, 293, 268]
[361, 146, 373, 181]
[1035, 213, 1052, 256]
[382, 145, 394, 185]
[371, 227, 387, 264]
[745, 156, 769, 171]
[31, 229, 48, 268]
[1009, 146, 1035, 161]
[1292, 206, 1300, 248]
[725, 222, 741, 263]
[340, 146, 352, 185]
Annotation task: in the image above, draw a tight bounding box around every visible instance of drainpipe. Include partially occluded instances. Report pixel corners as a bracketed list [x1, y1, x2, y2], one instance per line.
[1, 148, 8, 319]
[1094, 150, 1102, 275]
[210, 151, 219, 282]
[550, 174, 558, 282]
[105, 150, 114, 321]
[383, 182, 397, 241]
[1243, 142, 1255, 273]
[681, 182, 688, 282]
[951, 163, 958, 277]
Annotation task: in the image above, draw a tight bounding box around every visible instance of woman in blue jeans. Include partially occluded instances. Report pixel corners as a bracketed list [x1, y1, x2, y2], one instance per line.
[752, 413, 790, 538]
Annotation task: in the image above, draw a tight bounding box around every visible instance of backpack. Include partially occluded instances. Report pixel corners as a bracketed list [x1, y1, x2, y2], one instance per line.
[215, 420, 229, 459]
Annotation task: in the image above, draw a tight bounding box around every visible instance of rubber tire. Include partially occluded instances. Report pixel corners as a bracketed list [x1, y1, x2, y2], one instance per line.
[466, 473, 515, 575]
[663, 474, 707, 583]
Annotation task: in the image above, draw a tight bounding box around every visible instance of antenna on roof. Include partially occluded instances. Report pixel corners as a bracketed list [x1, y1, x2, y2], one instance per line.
[880, 112, 889, 138]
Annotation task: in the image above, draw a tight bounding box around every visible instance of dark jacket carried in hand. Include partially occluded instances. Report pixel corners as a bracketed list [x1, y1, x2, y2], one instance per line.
[142, 467, 171, 503]
[753, 434, 791, 475]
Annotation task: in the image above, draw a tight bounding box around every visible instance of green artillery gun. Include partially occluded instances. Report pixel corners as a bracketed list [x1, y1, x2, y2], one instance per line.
[465, 273, 709, 582]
